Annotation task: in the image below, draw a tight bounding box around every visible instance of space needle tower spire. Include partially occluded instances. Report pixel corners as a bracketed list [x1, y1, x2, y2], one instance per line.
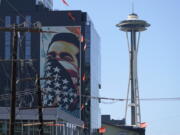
[116, 13, 150, 127]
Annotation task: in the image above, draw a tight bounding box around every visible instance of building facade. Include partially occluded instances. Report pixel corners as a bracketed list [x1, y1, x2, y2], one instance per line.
[101, 115, 145, 135]
[0, 0, 101, 134]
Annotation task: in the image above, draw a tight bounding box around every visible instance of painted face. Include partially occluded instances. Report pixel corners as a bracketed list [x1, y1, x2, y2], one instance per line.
[48, 41, 79, 73]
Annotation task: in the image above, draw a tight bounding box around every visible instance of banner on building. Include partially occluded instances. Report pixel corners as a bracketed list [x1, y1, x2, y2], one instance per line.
[40, 26, 81, 118]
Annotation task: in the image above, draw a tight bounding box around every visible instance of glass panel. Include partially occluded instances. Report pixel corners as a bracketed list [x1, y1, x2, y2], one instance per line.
[4, 16, 11, 59]
[25, 16, 31, 59]
[16, 16, 20, 59]
[16, 16, 20, 24]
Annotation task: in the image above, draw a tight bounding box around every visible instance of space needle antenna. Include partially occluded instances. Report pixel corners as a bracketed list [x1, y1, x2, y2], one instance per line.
[132, 0, 134, 13]
[116, 11, 150, 127]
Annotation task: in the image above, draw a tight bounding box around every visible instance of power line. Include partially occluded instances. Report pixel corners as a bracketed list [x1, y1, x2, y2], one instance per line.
[101, 100, 118, 104]
[0, 24, 51, 135]
[5, 0, 48, 28]
[0, 18, 81, 135]
[139, 97, 180, 101]
[0, 88, 37, 100]
[5, 0, 31, 25]
[1, 88, 180, 102]
[0, 59, 37, 62]
[0, 26, 58, 33]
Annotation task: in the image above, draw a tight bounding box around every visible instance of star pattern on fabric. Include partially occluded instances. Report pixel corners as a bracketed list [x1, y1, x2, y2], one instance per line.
[43, 59, 79, 112]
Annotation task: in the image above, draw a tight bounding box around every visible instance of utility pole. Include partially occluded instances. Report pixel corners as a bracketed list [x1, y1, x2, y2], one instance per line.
[0, 25, 52, 135]
[9, 24, 18, 135]
[35, 74, 44, 135]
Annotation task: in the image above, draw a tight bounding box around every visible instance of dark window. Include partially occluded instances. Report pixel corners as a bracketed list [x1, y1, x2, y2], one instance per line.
[25, 16, 31, 59]
[4, 16, 11, 59]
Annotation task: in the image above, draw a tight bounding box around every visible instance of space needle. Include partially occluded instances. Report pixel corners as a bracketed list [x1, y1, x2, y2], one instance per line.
[116, 13, 150, 127]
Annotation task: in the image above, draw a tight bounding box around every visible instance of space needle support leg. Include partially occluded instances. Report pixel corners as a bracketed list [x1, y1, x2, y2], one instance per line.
[125, 32, 131, 121]
[130, 30, 136, 125]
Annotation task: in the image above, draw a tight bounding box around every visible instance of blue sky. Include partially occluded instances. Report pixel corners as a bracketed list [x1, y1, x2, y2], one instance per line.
[53, 0, 180, 135]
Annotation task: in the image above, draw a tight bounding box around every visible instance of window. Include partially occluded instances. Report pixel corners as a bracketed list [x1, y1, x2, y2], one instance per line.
[4, 16, 11, 59]
[16, 16, 20, 24]
[25, 16, 31, 59]
[16, 16, 20, 59]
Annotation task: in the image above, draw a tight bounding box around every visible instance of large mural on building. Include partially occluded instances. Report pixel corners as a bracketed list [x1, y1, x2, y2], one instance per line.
[40, 26, 81, 118]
